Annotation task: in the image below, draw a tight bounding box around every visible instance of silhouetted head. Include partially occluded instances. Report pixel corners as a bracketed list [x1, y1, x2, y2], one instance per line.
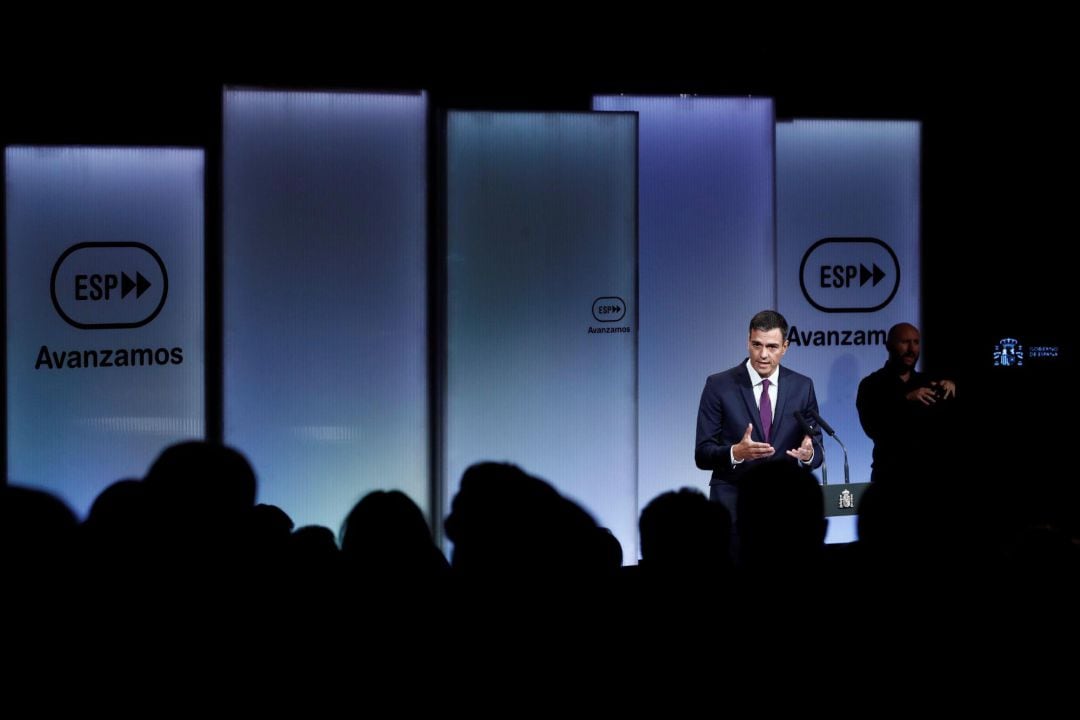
[639, 487, 731, 572]
[445, 462, 602, 581]
[85, 478, 148, 532]
[596, 527, 624, 571]
[340, 490, 447, 580]
[291, 525, 340, 559]
[856, 479, 911, 551]
[247, 503, 295, 554]
[2, 484, 78, 575]
[82, 478, 152, 560]
[144, 441, 257, 518]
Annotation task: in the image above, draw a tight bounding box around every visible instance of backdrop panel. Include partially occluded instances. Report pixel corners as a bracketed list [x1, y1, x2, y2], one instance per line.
[776, 119, 921, 542]
[224, 89, 428, 534]
[6, 147, 204, 517]
[445, 111, 638, 559]
[594, 96, 776, 545]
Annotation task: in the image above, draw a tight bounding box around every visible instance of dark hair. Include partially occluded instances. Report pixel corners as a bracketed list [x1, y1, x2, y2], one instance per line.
[749, 310, 788, 337]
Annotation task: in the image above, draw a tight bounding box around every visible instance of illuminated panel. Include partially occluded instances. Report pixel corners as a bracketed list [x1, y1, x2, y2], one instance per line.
[594, 96, 775, 550]
[6, 147, 204, 516]
[445, 111, 638, 559]
[777, 119, 921, 542]
[223, 89, 428, 533]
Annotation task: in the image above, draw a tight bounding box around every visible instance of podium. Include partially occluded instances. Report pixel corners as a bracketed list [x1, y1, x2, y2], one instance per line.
[822, 482, 870, 517]
[801, 409, 870, 517]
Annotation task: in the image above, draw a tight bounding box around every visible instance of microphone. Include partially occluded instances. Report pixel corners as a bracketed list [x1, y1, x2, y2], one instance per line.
[794, 411, 827, 485]
[804, 408, 835, 437]
[803, 409, 849, 484]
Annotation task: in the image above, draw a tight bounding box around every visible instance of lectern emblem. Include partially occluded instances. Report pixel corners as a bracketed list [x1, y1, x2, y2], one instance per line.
[838, 489, 855, 509]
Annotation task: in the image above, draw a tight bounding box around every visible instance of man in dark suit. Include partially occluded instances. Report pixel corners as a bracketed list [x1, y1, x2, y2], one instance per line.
[695, 310, 824, 535]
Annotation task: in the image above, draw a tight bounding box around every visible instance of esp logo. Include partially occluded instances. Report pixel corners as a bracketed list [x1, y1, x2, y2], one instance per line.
[51, 242, 168, 329]
[592, 297, 626, 322]
[799, 238, 900, 313]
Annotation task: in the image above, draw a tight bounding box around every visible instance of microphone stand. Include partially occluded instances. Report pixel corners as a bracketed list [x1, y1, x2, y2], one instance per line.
[796, 411, 827, 485]
[834, 433, 850, 485]
[804, 409, 852, 485]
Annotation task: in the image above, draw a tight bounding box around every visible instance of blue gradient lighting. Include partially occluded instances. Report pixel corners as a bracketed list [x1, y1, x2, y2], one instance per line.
[223, 89, 428, 534]
[777, 119, 921, 543]
[445, 111, 638, 560]
[593, 96, 776, 549]
[6, 147, 204, 517]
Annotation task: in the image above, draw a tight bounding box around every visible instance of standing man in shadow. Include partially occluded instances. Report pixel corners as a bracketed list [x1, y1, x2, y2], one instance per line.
[695, 310, 824, 546]
[856, 322, 957, 483]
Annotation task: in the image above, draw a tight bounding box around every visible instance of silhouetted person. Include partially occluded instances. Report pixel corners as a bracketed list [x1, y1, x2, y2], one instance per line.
[2, 484, 78, 586]
[728, 462, 830, 653]
[2, 485, 79, 665]
[144, 440, 257, 514]
[244, 502, 295, 584]
[337, 490, 448, 656]
[856, 322, 957, 482]
[638, 487, 732, 583]
[84, 478, 148, 532]
[443, 462, 607, 585]
[141, 441, 259, 583]
[855, 477, 929, 579]
[736, 462, 827, 576]
[80, 477, 154, 584]
[595, 526, 624, 572]
[339, 489, 449, 591]
[289, 524, 341, 580]
[277, 524, 343, 640]
[442, 462, 616, 654]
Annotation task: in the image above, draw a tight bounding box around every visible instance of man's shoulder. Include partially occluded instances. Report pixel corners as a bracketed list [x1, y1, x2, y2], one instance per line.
[858, 365, 892, 387]
[778, 365, 813, 385]
[706, 362, 747, 382]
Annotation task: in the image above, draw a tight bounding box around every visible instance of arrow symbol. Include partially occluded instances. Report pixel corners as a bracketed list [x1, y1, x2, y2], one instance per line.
[120, 271, 152, 299]
[859, 263, 886, 287]
[135, 272, 151, 298]
[870, 263, 885, 287]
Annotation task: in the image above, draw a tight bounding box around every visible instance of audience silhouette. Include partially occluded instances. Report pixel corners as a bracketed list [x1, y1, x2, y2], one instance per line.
[1, 437, 1073, 669]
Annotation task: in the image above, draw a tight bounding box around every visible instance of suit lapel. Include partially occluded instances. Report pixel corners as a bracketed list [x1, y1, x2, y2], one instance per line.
[772, 367, 796, 446]
[736, 364, 764, 441]
[772, 377, 788, 445]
